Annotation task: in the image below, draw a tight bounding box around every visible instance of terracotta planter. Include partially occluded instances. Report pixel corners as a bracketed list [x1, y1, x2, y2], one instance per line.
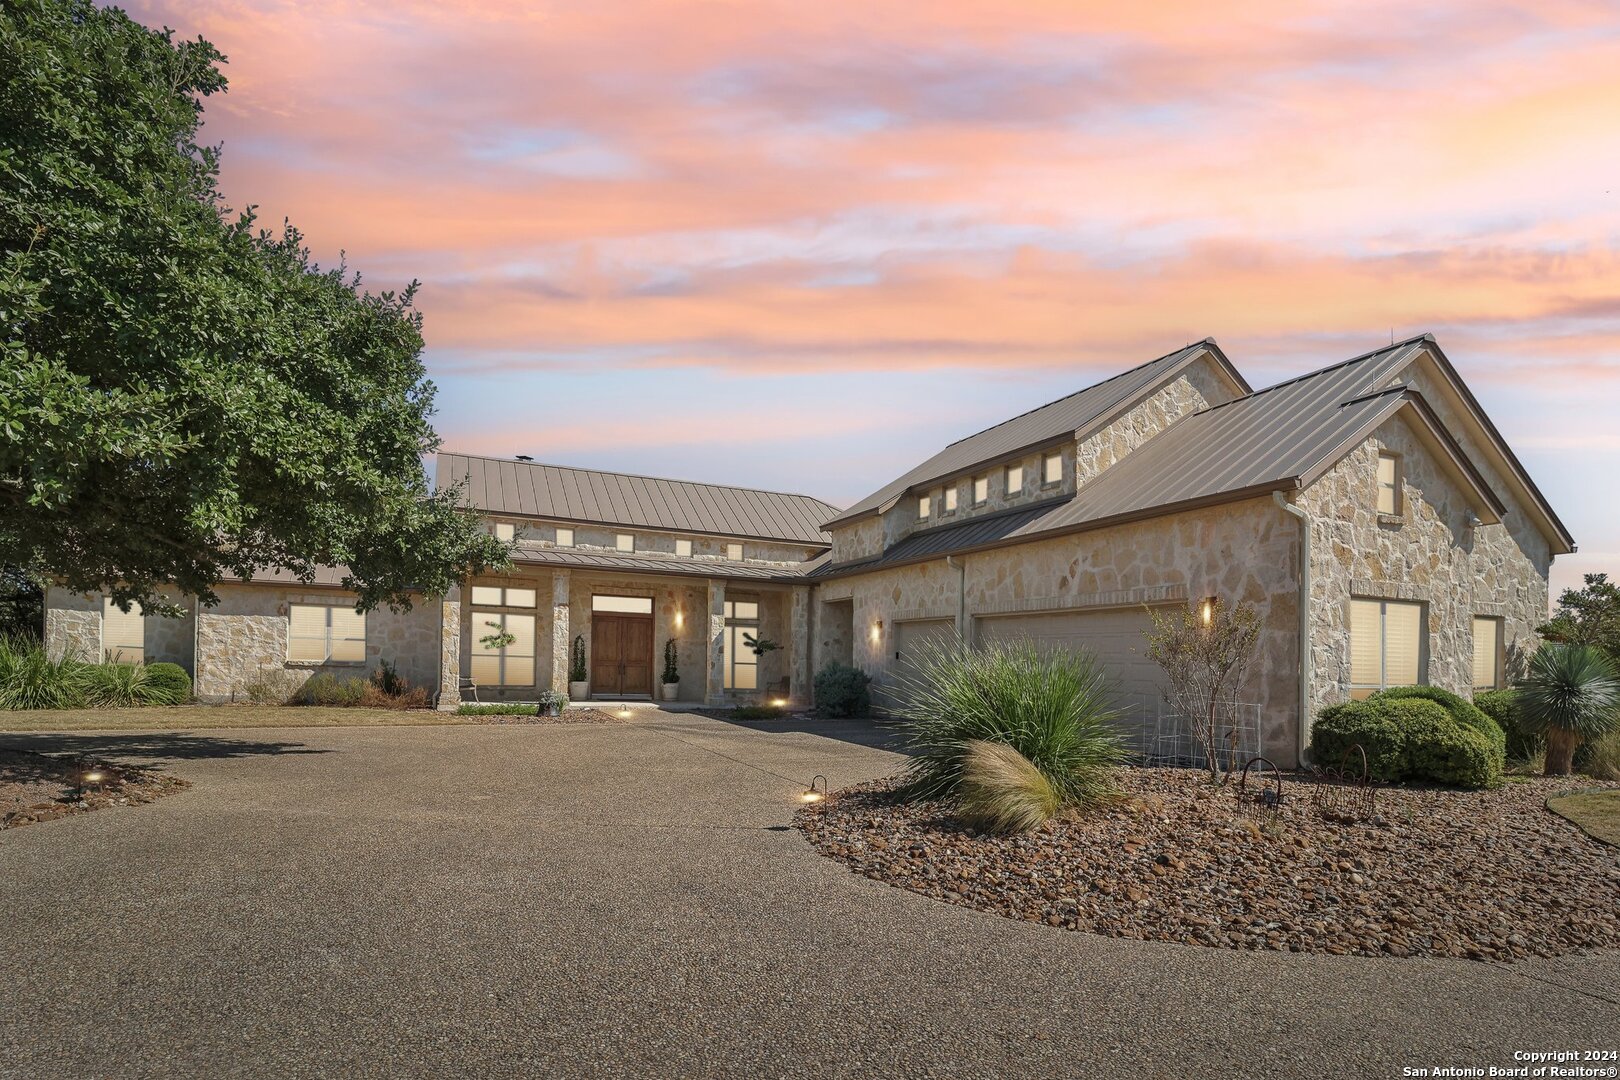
[660, 682, 680, 702]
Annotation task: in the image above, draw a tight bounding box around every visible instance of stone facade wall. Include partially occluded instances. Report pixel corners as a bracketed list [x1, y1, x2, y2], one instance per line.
[1075, 363, 1232, 483]
[43, 587, 195, 667]
[830, 515, 885, 564]
[489, 518, 819, 568]
[192, 583, 440, 703]
[812, 496, 1305, 762]
[1300, 409, 1551, 714]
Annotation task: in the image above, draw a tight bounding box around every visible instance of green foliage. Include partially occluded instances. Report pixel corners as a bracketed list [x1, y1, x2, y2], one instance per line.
[1475, 688, 1540, 762]
[0, 632, 83, 708]
[1516, 644, 1620, 776]
[1538, 573, 1620, 667]
[955, 739, 1062, 834]
[1311, 696, 1502, 789]
[1579, 729, 1620, 782]
[78, 662, 159, 707]
[1374, 685, 1505, 758]
[0, 567, 43, 638]
[742, 632, 779, 657]
[538, 688, 569, 713]
[372, 658, 405, 697]
[0, 0, 507, 614]
[896, 638, 1126, 807]
[477, 620, 517, 651]
[142, 662, 192, 705]
[456, 702, 538, 716]
[662, 638, 679, 684]
[813, 662, 872, 718]
[569, 635, 587, 683]
[728, 704, 785, 720]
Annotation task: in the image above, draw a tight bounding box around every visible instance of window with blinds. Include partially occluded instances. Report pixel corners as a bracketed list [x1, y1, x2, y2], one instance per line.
[102, 598, 145, 664]
[288, 604, 366, 663]
[1377, 452, 1401, 515]
[1349, 598, 1424, 698]
[1472, 617, 1503, 690]
[470, 613, 535, 686]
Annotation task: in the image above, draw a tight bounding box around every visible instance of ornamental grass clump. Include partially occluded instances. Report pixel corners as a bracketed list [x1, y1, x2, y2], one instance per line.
[895, 637, 1126, 810]
[0, 634, 85, 710]
[955, 739, 1063, 834]
[1516, 644, 1620, 776]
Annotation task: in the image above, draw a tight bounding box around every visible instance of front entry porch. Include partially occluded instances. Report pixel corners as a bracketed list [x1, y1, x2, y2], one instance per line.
[434, 566, 812, 711]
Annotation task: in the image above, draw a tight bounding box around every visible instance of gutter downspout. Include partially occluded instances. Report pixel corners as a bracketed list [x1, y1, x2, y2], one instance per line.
[945, 555, 967, 644]
[1273, 491, 1312, 766]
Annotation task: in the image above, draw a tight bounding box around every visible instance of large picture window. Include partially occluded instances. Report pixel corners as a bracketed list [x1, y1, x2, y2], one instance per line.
[289, 604, 367, 663]
[103, 598, 145, 663]
[471, 612, 535, 686]
[723, 599, 760, 690]
[1350, 598, 1424, 699]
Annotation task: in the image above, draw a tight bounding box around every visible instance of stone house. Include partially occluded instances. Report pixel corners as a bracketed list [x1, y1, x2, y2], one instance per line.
[43, 334, 1572, 765]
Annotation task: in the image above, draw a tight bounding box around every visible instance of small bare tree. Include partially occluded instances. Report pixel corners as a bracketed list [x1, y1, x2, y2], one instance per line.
[1144, 599, 1262, 783]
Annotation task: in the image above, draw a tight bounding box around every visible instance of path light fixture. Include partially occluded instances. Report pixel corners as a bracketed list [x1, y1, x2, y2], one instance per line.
[770, 697, 788, 708]
[801, 775, 828, 804]
[618, 703, 633, 718]
[77, 761, 106, 801]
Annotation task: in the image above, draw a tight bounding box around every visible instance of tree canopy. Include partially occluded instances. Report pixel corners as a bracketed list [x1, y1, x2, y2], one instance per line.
[1538, 573, 1620, 667]
[0, 0, 506, 612]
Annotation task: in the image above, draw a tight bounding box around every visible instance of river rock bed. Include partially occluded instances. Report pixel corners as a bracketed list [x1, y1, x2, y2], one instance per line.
[797, 768, 1620, 961]
[2, 748, 189, 830]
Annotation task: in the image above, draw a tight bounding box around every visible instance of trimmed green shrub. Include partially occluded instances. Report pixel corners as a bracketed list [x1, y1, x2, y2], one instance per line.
[1311, 696, 1502, 788]
[457, 703, 538, 716]
[896, 638, 1126, 807]
[728, 704, 785, 720]
[956, 739, 1062, 834]
[813, 662, 872, 718]
[1374, 685, 1505, 758]
[143, 662, 192, 705]
[1475, 688, 1540, 762]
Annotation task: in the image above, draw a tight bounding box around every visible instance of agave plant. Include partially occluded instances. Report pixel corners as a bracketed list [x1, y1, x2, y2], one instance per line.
[1516, 644, 1620, 776]
[894, 636, 1125, 807]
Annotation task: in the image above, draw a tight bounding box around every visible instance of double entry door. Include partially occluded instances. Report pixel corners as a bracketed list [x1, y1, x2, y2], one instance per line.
[590, 614, 653, 697]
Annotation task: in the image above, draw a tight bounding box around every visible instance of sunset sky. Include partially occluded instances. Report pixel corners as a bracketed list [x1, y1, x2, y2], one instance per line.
[128, 0, 1619, 594]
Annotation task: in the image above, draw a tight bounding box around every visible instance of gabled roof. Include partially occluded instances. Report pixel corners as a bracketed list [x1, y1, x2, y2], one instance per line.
[822, 339, 1249, 529]
[813, 334, 1560, 580]
[436, 454, 840, 546]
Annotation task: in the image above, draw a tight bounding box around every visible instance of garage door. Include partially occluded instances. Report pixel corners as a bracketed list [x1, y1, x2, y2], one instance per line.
[975, 606, 1169, 746]
[883, 618, 959, 710]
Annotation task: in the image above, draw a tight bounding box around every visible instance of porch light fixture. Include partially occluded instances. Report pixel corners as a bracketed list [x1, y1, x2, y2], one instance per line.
[801, 775, 828, 804]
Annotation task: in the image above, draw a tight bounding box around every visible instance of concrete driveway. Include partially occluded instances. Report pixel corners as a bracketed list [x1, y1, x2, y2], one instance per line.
[1, 712, 1615, 1079]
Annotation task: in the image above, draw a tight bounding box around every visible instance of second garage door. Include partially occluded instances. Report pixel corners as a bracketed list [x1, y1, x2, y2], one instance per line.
[975, 606, 1169, 745]
[883, 617, 959, 709]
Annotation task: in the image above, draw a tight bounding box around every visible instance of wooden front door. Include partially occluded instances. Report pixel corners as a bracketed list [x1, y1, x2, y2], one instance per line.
[590, 614, 654, 697]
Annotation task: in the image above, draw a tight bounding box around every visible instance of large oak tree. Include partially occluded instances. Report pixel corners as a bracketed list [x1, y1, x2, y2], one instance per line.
[0, 0, 507, 614]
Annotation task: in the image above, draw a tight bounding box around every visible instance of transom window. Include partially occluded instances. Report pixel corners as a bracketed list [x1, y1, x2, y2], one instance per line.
[469, 586, 536, 608]
[471, 612, 535, 687]
[1472, 616, 1503, 691]
[616, 533, 635, 552]
[723, 599, 761, 690]
[1043, 452, 1062, 486]
[972, 476, 988, 505]
[491, 522, 515, 542]
[918, 495, 931, 519]
[726, 543, 744, 560]
[1350, 598, 1425, 698]
[102, 598, 144, 664]
[943, 487, 958, 513]
[1377, 452, 1402, 515]
[288, 604, 366, 663]
[675, 539, 693, 557]
[1005, 464, 1023, 495]
[555, 528, 574, 547]
[592, 595, 653, 614]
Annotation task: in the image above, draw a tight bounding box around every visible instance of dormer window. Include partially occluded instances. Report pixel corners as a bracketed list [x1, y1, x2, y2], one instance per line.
[918, 495, 931, 519]
[1005, 464, 1023, 495]
[676, 539, 692, 557]
[492, 522, 514, 542]
[943, 487, 957, 513]
[616, 533, 635, 552]
[1043, 452, 1062, 486]
[972, 476, 988, 505]
[1377, 452, 1401, 515]
[555, 528, 574, 547]
[726, 543, 744, 560]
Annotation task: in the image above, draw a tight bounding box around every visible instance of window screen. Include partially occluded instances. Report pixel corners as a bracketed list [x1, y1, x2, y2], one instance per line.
[726, 543, 744, 560]
[470, 613, 535, 686]
[675, 539, 692, 557]
[555, 528, 574, 547]
[1005, 465, 1023, 494]
[972, 476, 988, 504]
[592, 595, 653, 614]
[1043, 453, 1062, 485]
[616, 534, 635, 552]
[943, 488, 958, 512]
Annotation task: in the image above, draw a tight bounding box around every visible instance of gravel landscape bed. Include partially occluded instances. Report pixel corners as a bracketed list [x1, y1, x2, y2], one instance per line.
[798, 768, 1620, 961]
[468, 707, 630, 725]
[1, 748, 189, 830]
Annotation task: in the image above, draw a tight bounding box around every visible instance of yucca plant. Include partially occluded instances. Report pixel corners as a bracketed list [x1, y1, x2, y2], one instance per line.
[956, 739, 1063, 834]
[1516, 644, 1620, 776]
[895, 636, 1126, 807]
[0, 634, 87, 710]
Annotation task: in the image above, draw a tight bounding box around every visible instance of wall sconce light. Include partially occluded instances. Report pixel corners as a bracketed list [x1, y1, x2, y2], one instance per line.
[801, 775, 828, 804]
[870, 619, 883, 644]
[674, 609, 684, 630]
[1199, 596, 1217, 627]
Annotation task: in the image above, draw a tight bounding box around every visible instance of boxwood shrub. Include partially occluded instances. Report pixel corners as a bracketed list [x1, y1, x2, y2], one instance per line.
[1373, 684, 1505, 758]
[1474, 688, 1540, 762]
[1311, 695, 1502, 789]
[143, 662, 192, 704]
[813, 662, 872, 718]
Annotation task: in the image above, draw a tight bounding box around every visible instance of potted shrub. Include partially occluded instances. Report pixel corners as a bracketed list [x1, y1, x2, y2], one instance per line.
[661, 638, 680, 701]
[568, 634, 589, 701]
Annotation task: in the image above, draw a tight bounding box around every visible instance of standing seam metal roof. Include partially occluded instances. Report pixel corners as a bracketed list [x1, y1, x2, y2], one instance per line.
[436, 454, 841, 545]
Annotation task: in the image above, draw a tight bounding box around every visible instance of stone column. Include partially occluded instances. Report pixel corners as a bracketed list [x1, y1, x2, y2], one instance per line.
[789, 585, 811, 707]
[551, 570, 572, 694]
[435, 585, 463, 711]
[705, 579, 726, 705]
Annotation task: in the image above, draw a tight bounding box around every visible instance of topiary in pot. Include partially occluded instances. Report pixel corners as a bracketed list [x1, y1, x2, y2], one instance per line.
[1516, 644, 1620, 776]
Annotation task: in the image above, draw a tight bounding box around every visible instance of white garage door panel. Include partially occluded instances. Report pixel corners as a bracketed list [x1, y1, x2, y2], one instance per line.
[975, 607, 1168, 737]
[885, 618, 958, 708]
